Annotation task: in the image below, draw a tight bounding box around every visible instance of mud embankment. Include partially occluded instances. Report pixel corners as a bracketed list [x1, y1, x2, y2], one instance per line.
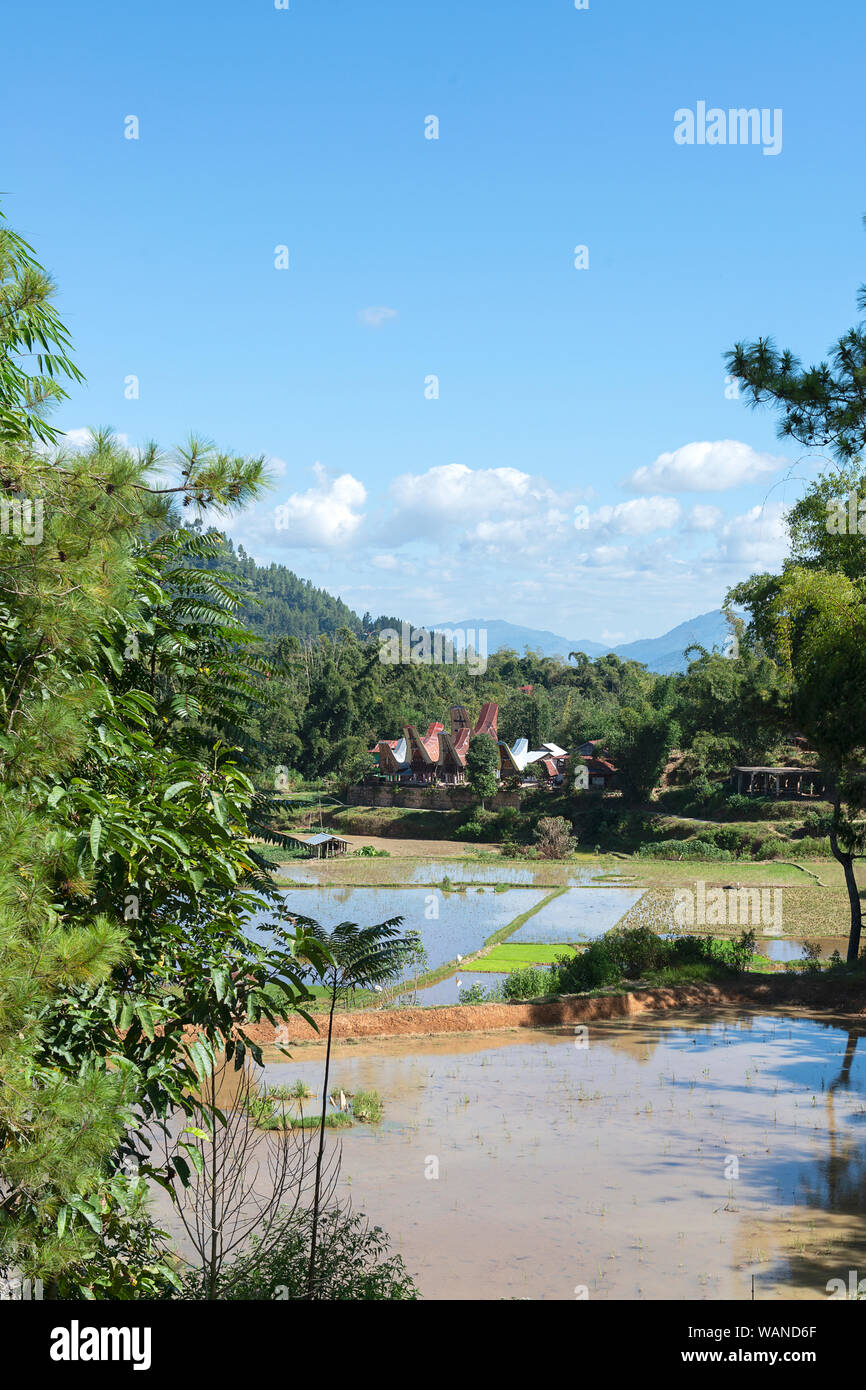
[244, 973, 866, 1046]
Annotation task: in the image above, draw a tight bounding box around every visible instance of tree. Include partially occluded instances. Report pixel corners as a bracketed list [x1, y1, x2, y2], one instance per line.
[606, 704, 679, 803]
[724, 241, 866, 961]
[498, 688, 550, 748]
[674, 644, 785, 770]
[769, 567, 866, 962]
[0, 204, 312, 1293]
[286, 917, 409, 1299]
[465, 733, 499, 809]
[167, 1058, 338, 1301]
[726, 220, 866, 465]
[401, 928, 429, 1004]
[0, 208, 84, 447]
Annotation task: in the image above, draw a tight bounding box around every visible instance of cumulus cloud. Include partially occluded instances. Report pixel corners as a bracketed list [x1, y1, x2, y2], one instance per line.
[273, 461, 366, 546]
[685, 503, 724, 532]
[587, 544, 629, 567]
[390, 464, 555, 538]
[594, 496, 682, 535]
[625, 440, 786, 493]
[358, 306, 399, 328]
[715, 501, 790, 570]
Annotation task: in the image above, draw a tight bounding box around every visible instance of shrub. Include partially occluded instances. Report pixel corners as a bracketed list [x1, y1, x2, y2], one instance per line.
[636, 839, 734, 861]
[605, 925, 671, 977]
[180, 1207, 419, 1301]
[555, 939, 620, 992]
[458, 980, 505, 1003]
[533, 816, 578, 859]
[800, 940, 823, 972]
[501, 965, 558, 1000]
[792, 835, 832, 857]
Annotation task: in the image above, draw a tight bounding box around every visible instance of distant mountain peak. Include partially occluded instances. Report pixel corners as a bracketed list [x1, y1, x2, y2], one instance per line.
[432, 610, 734, 674]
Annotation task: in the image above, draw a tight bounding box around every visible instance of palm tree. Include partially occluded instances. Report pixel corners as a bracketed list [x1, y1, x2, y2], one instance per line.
[290, 914, 409, 1298]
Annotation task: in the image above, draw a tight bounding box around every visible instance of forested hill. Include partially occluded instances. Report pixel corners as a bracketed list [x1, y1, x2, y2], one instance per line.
[199, 534, 401, 640]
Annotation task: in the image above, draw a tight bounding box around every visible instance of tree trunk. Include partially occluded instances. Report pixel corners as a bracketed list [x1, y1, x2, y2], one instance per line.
[829, 793, 862, 964]
[207, 1069, 219, 1300]
[306, 977, 337, 1299]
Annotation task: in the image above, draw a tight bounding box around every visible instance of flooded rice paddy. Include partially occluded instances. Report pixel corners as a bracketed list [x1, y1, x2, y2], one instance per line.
[251, 882, 643, 988]
[264, 1010, 866, 1300]
[509, 886, 643, 943]
[277, 859, 632, 887]
[249, 886, 546, 976]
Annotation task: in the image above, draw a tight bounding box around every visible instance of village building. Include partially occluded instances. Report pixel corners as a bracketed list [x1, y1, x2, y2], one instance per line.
[730, 766, 824, 798]
[285, 832, 350, 859]
[578, 755, 619, 790]
[372, 704, 612, 789]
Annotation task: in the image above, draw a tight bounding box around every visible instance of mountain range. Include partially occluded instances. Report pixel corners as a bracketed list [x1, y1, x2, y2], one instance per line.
[431, 610, 735, 675]
[215, 541, 733, 675]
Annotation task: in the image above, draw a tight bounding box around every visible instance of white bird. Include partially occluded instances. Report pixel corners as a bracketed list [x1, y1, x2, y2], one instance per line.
[373, 984, 382, 993]
[456, 954, 463, 963]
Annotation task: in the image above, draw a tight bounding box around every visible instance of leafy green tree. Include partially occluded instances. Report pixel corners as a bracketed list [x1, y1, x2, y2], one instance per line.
[465, 733, 499, 809]
[674, 646, 785, 770]
[498, 688, 550, 748]
[606, 704, 679, 803]
[769, 567, 866, 961]
[0, 206, 314, 1292]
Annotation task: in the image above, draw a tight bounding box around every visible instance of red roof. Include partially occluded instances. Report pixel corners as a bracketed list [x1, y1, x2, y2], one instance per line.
[583, 756, 617, 775]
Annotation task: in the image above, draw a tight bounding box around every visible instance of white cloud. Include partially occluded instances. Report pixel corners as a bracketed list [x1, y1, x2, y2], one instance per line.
[358, 306, 398, 328]
[594, 496, 682, 535]
[273, 461, 366, 547]
[685, 503, 724, 532]
[716, 501, 790, 570]
[264, 454, 288, 478]
[625, 440, 786, 493]
[59, 427, 131, 451]
[390, 464, 555, 538]
[587, 544, 629, 567]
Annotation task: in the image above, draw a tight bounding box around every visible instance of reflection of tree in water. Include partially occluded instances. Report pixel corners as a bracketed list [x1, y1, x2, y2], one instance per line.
[803, 1030, 866, 1215]
[761, 1028, 866, 1296]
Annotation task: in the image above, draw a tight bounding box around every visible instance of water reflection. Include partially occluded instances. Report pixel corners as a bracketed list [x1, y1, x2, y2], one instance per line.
[256, 1009, 866, 1300]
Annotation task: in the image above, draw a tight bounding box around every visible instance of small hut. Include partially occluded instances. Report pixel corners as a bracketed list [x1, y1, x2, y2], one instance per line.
[290, 832, 350, 860]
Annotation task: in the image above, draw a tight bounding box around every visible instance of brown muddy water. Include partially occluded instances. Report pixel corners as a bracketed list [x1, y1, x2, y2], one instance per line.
[255, 1009, 866, 1300]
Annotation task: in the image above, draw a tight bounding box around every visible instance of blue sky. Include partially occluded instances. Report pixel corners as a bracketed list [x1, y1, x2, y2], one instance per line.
[4, 0, 865, 641]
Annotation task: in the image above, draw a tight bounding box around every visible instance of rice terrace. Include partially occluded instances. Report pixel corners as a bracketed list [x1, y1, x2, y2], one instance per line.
[2, 0, 866, 1370]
